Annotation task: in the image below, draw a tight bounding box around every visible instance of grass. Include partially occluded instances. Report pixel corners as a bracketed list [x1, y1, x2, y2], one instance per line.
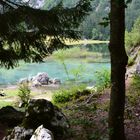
[126, 74, 140, 106]
[52, 47, 103, 60]
[2, 89, 19, 97]
[0, 87, 47, 108]
[0, 101, 13, 108]
[60, 89, 109, 140]
[65, 39, 109, 46]
[52, 84, 90, 104]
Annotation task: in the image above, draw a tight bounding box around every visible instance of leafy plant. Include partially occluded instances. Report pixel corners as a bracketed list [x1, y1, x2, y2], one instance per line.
[18, 83, 31, 108]
[95, 69, 111, 91]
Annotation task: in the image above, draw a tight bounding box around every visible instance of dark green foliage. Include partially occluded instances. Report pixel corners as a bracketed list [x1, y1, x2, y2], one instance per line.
[81, 0, 140, 39]
[0, 0, 92, 68]
[52, 85, 90, 103]
[125, 16, 140, 50]
[132, 74, 140, 89]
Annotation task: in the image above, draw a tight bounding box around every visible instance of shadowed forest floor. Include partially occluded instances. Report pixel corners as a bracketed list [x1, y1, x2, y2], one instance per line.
[60, 77, 140, 140]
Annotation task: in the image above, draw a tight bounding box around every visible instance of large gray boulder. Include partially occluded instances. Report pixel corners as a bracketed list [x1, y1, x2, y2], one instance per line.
[23, 99, 69, 136]
[3, 126, 33, 140]
[30, 125, 54, 140]
[32, 72, 50, 85]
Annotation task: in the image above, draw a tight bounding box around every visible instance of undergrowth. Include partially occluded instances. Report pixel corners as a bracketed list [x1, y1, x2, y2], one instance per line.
[52, 85, 90, 104]
[127, 74, 140, 105]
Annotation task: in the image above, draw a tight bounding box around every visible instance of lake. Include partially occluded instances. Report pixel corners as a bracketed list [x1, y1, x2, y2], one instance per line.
[0, 59, 110, 86]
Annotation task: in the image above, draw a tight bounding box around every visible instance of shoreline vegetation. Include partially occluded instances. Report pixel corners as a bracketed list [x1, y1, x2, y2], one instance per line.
[64, 39, 109, 46]
[49, 45, 110, 63]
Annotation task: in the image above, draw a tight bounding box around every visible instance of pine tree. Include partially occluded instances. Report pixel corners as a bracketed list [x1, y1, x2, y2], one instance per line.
[0, 0, 91, 68]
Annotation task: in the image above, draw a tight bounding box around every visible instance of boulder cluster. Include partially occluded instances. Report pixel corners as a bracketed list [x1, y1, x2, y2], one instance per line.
[0, 99, 69, 140]
[19, 72, 61, 87]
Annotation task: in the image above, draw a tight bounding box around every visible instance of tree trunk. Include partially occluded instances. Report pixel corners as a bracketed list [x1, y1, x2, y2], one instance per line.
[109, 0, 128, 140]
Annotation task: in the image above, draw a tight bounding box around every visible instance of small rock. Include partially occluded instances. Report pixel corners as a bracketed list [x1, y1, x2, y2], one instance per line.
[86, 86, 97, 92]
[30, 125, 54, 140]
[0, 93, 6, 96]
[0, 89, 6, 96]
[3, 126, 33, 140]
[49, 78, 61, 85]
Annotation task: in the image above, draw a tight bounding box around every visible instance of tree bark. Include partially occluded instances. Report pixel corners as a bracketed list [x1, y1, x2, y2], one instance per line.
[109, 0, 128, 140]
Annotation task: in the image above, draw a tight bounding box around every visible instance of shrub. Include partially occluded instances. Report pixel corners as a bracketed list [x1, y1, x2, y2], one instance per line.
[52, 85, 90, 104]
[95, 69, 111, 91]
[18, 83, 31, 108]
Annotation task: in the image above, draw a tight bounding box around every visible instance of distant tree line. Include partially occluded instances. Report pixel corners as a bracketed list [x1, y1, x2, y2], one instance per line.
[43, 0, 140, 40]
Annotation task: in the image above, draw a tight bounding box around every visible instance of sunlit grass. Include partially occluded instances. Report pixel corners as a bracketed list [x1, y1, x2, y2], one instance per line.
[65, 39, 109, 46]
[0, 101, 13, 108]
[0, 87, 54, 108]
[52, 47, 103, 59]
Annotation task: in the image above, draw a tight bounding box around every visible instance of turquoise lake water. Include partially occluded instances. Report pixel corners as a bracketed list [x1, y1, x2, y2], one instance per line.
[0, 59, 110, 86]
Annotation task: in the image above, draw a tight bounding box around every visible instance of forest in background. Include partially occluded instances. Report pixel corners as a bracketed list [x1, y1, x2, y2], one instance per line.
[13, 0, 140, 40]
[43, 0, 140, 40]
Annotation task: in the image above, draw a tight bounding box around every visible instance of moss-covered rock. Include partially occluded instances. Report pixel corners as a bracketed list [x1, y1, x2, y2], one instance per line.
[23, 99, 69, 136]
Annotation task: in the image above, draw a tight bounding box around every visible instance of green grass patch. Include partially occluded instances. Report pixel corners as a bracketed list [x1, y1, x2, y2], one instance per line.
[52, 47, 102, 59]
[70, 118, 92, 126]
[2, 89, 19, 98]
[0, 101, 13, 108]
[127, 74, 140, 105]
[52, 85, 91, 104]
